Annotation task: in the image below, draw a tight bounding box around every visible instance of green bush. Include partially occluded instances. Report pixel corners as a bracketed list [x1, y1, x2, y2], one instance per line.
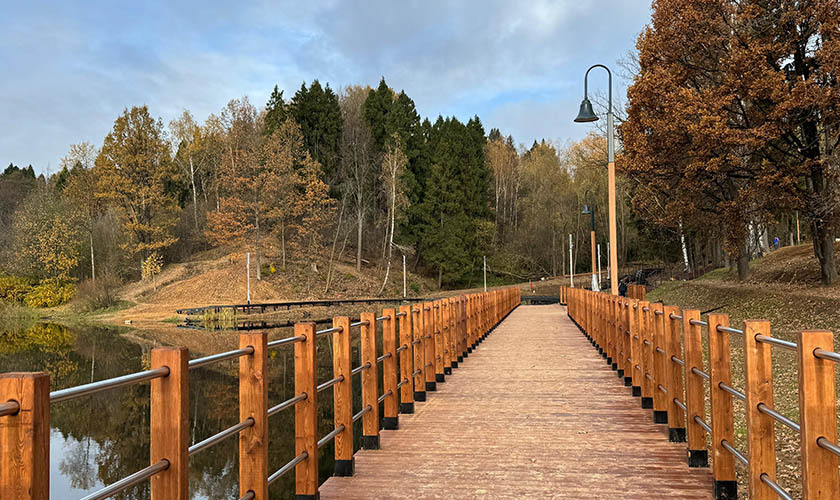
[0, 275, 33, 304]
[409, 282, 420, 294]
[24, 281, 76, 308]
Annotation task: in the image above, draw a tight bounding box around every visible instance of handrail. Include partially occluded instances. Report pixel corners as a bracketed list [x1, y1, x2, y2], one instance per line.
[378, 389, 393, 404]
[50, 367, 170, 403]
[351, 362, 371, 376]
[694, 415, 712, 434]
[715, 325, 743, 335]
[350, 320, 370, 328]
[718, 381, 746, 401]
[721, 439, 748, 466]
[757, 403, 800, 432]
[317, 375, 344, 392]
[267, 451, 309, 485]
[267, 335, 307, 349]
[0, 400, 19, 417]
[760, 474, 794, 500]
[189, 347, 254, 369]
[79, 459, 169, 500]
[691, 367, 710, 381]
[317, 326, 343, 336]
[268, 393, 307, 417]
[817, 437, 840, 457]
[377, 352, 392, 363]
[813, 348, 840, 363]
[689, 319, 708, 327]
[754, 334, 797, 351]
[189, 418, 254, 457]
[671, 355, 684, 366]
[318, 424, 346, 448]
[353, 404, 373, 423]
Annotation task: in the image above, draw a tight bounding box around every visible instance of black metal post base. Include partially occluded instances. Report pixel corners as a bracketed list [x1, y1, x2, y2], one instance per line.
[444, 367, 452, 375]
[617, 369, 624, 378]
[462, 351, 468, 358]
[383, 416, 399, 430]
[362, 435, 380, 449]
[714, 480, 737, 500]
[688, 449, 708, 468]
[653, 410, 668, 424]
[624, 376, 633, 386]
[413, 391, 426, 402]
[425, 381, 436, 392]
[457, 356, 464, 363]
[606, 357, 612, 365]
[334, 458, 355, 477]
[669, 427, 686, 443]
[632, 386, 642, 397]
[400, 402, 414, 414]
[611, 363, 618, 371]
[641, 397, 653, 409]
[435, 373, 445, 383]
[467, 347, 473, 353]
[296, 494, 320, 500]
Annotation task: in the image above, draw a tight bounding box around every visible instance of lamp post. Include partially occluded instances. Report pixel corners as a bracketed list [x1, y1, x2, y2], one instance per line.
[575, 64, 618, 295]
[582, 202, 599, 291]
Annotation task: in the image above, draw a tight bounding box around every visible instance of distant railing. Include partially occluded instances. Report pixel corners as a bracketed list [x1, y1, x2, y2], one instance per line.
[565, 285, 839, 500]
[0, 287, 521, 500]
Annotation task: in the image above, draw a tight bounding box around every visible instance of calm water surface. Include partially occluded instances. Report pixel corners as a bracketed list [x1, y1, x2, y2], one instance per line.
[1, 321, 368, 499]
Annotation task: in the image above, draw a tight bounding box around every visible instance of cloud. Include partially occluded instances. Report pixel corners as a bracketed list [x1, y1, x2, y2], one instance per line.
[0, 0, 650, 173]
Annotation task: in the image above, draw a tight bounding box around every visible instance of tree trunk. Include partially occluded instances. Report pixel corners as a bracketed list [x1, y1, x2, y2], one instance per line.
[89, 230, 96, 281]
[326, 199, 346, 294]
[255, 211, 261, 281]
[280, 219, 286, 270]
[811, 219, 837, 285]
[437, 266, 442, 290]
[189, 157, 198, 230]
[737, 236, 750, 281]
[356, 206, 363, 272]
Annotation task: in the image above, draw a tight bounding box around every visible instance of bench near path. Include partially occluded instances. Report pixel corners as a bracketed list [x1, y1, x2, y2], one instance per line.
[318, 304, 714, 499]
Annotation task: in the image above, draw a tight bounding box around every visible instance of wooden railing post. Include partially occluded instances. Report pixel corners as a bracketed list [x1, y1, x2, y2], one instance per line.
[294, 323, 318, 499]
[240, 332, 268, 500]
[382, 308, 399, 429]
[412, 305, 426, 401]
[424, 303, 437, 391]
[611, 296, 620, 373]
[332, 316, 354, 476]
[664, 306, 686, 443]
[0, 372, 49, 500]
[455, 296, 464, 364]
[651, 303, 668, 424]
[150, 347, 189, 500]
[444, 299, 453, 374]
[629, 299, 642, 397]
[360, 312, 380, 449]
[433, 301, 445, 383]
[466, 296, 473, 355]
[798, 330, 839, 499]
[622, 299, 633, 386]
[708, 313, 737, 500]
[398, 305, 415, 413]
[743, 320, 776, 500]
[683, 310, 708, 467]
[639, 300, 654, 409]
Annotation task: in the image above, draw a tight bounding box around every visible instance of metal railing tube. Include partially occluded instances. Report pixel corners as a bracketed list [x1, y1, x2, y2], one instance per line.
[754, 334, 798, 351]
[759, 473, 794, 500]
[80, 460, 170, 500]
[189, 418, 254, 457]
[317, 326, 343, 337]
[267, 451, 309, 485]
[317, 375, 344, 393]
[267, 335, 306, 349]
[813, 348, 840, 363]
[718, 382, 746, 401]
[50, 367, 170, 403]
[353, 404, 373, 423]
[189, 347, 254, 369]
[817, 436, 840, 457]
[689, 319, 708, 327]
[691, 367, 710, 381]
[721, 439, 748, 466]
[757, 403, 800, 432]
[0, 400, 20, 417]
[716, 325, 743, 335]
[268, 393, 307, 418]
[318, 424, 346, 448]
[694, 415, 712, 434]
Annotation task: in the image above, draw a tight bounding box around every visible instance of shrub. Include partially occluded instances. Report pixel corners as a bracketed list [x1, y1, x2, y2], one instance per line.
[409, 282, 420, 294]
[73, 275, 122, 312]
[24, 281, 76, 308]
[0, 275, 33, 304]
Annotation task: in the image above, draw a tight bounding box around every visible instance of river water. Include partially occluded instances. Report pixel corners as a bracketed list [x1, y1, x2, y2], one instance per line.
[1, 320, 368, 499]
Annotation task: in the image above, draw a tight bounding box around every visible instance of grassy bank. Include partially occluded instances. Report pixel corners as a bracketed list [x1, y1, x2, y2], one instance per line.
[647, 277, 840, 499]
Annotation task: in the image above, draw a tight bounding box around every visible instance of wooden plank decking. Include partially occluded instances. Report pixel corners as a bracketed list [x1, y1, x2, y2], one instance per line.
[318, 304, 714, 499]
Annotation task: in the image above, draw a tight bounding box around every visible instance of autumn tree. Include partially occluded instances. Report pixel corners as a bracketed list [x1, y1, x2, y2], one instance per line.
[61, 142, 102, 280]
[485, 131, 519, 239]
[170, 109, 210, 231]
[94, 106, 179, 275]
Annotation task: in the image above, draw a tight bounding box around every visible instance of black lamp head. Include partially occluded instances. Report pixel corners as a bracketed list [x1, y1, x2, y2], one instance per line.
[574, 98, 598, 123]
[582, 204, 592, 215]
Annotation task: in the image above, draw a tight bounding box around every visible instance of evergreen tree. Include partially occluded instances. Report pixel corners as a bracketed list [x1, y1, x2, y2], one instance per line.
[290, 80, 342, 183]
[263, 85, 288, 137]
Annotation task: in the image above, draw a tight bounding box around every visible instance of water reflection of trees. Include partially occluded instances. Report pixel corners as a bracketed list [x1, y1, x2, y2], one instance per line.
[1, 322, 375, 499]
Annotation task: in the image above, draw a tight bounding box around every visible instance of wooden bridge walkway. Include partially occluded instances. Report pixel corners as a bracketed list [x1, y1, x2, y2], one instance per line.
[319, 304, 713, 499]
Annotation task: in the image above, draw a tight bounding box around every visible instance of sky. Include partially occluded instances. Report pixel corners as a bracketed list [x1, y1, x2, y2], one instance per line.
[1, 0, 652, 175]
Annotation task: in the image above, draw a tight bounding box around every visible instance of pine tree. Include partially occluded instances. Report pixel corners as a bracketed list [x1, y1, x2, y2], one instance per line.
[291, 80, 342, 183]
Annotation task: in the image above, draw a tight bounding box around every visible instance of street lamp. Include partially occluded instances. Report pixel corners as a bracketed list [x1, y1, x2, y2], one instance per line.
[581, 201, 599, 292]
[574, 64, 618, 295]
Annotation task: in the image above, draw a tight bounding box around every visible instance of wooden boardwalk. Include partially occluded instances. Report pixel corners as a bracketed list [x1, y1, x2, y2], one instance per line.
[319, 304, 714, 499]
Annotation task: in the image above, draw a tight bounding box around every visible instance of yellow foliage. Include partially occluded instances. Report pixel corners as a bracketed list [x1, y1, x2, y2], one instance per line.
[24, 282, 76, 308]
